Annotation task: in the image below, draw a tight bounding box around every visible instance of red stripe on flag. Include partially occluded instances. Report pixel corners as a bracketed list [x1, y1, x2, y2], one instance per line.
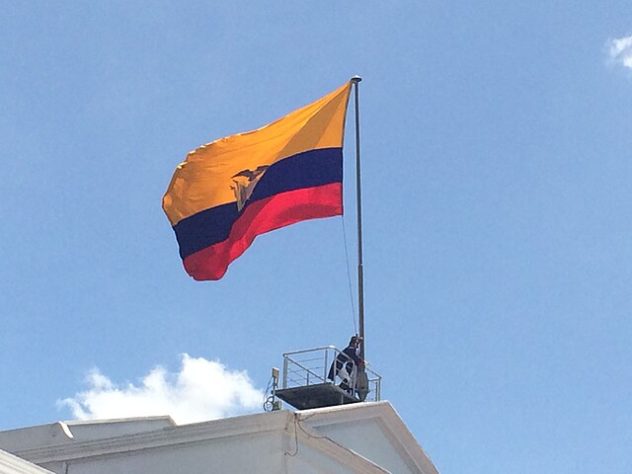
[182, 183, 342, 280]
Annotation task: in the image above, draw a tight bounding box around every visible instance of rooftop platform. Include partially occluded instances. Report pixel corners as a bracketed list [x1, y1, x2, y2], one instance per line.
[276, 382, 359, 410]
[274, 346, 381, 410]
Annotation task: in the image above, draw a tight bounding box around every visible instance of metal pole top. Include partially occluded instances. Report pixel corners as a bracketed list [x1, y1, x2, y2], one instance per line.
[350, 75, 363, 83]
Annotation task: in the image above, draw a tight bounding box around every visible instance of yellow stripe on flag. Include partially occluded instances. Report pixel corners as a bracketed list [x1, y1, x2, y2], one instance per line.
[163, 82, 351, 226]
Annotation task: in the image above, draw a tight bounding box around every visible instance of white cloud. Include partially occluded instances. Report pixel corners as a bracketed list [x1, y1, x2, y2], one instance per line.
[58, 354, 264, 424]
[608, 34, 632, 69]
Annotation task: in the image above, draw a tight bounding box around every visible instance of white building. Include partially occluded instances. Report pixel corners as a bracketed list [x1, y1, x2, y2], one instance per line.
[0, 402, 438, 474]
[0, 448, 53, 474]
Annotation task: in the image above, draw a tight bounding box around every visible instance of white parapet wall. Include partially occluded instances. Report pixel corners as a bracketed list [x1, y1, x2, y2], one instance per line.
[0, 402, 438, 474]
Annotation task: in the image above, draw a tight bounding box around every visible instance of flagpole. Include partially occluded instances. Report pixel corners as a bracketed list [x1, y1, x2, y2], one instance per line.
[350, 76, 365, 362]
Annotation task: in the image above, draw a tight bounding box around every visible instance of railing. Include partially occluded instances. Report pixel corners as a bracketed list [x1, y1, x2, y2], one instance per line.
[280, 346, 382, 402]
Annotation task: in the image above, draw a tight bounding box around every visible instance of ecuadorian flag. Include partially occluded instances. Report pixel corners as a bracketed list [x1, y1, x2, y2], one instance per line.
[163, 82, 351, 280]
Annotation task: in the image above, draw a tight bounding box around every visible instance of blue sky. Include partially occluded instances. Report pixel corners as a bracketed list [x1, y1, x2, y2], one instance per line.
[2, 1, 632, 473]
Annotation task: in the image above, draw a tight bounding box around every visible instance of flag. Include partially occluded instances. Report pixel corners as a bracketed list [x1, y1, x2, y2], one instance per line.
[163, 82, 352, 280]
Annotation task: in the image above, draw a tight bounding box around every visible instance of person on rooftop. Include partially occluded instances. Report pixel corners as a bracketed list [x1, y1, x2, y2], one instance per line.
[328, 335, 364, 395]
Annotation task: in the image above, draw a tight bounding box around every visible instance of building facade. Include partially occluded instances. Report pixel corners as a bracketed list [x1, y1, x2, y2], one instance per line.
[0, 402, 438, 474]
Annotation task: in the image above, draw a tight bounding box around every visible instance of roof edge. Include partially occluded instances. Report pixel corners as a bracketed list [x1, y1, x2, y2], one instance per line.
[297, 401, 439, 474]
[0, 449, 53, 474]
[11, 410, 293, 464]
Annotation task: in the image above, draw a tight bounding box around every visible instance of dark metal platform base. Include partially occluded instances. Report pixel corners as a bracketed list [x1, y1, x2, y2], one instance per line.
[275, 383, 361, 410]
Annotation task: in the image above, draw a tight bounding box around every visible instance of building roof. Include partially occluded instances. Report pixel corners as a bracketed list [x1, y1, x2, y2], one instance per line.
[0, 448, 53, 474]
[0, 402, 438, 474]
[0, 416, 175, 453]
